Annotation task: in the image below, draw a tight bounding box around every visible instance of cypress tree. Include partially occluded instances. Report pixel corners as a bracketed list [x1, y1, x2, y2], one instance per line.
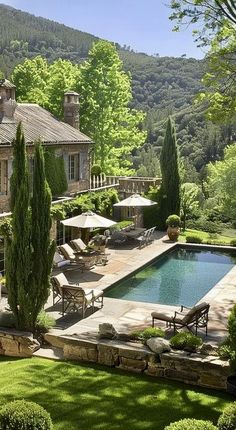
[29, 143, 55, 329]
[159, 117, 180, 229]
[6, 122, 32, 329]
[6, 127, 55, 331]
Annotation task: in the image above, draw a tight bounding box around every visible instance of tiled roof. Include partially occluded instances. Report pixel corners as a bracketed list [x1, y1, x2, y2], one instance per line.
[0, 79, 16, 89]
[0, 103, 92, 145]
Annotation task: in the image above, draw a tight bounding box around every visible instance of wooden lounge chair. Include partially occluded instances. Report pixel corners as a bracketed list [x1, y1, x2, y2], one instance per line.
[53, 250, 71, 269]
[151, 302, 210, 335]
[51, 273, 103, 316]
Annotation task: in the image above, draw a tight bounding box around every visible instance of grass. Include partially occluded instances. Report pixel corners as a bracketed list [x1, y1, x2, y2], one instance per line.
[179, 229, 235, 245]
[0, 357, 232, 430]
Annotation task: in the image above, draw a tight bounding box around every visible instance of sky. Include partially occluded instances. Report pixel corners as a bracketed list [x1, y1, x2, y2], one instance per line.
[1, 0, 205, 59]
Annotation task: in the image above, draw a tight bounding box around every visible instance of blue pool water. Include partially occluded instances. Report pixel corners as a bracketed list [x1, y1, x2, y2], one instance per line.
[105, 247, 236, 307]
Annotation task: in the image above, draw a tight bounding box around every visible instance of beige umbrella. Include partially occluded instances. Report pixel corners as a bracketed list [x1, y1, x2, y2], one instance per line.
[113, 194, 157, 227]
[61, 211, 116, 243]
[113, 194, 157, 207]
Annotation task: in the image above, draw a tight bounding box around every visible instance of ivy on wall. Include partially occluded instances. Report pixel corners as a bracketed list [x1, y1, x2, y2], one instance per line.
[44, 148, 68, 197]
[51, 188, 119, 221]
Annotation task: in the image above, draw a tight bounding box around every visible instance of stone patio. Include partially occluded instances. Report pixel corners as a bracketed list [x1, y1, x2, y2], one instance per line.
[45, 234, 236, 346]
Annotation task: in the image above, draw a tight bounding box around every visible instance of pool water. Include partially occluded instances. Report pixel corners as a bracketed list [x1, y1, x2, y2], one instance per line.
[105, 247, 236, 307]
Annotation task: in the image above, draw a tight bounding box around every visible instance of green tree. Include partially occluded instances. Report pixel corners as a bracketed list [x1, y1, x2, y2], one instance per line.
[207, 143, 236, 219]
[159, 117, 180, 229]
[46, 59, 80, 118]
[6, 125, 55, 331]
[11, 56, 48, 106]
[181, 183, 200, 230]
[29, 143, 55, 329]
[6, 122, 31, 329]
[76, 40, 146, 174]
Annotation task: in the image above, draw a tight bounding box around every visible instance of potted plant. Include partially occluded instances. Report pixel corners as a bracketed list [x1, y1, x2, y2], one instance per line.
[90, 234, 106, 253]
[166, 214, 181, 241]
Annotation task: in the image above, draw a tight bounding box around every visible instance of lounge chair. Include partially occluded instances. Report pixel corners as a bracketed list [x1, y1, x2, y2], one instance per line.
[151, 302, 210, 335]
[70, 238, 87, 253]
[59, 244, 85, 271]
[53, 250, 71, 269]
[51, 273, 103, 316]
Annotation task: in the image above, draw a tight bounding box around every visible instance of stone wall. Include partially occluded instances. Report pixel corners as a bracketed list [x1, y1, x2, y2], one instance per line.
[45, 333, 230, 391]
[0, 328, 40, 357]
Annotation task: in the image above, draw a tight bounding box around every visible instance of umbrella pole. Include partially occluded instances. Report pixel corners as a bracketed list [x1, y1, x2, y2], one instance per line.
[63, 225, 65, 244]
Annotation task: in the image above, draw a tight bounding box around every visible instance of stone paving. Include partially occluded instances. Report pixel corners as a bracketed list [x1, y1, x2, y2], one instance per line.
[46, 235, 236, 346]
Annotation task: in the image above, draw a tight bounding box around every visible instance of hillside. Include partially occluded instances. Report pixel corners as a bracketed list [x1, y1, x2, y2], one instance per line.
[0, 3, 233, 176]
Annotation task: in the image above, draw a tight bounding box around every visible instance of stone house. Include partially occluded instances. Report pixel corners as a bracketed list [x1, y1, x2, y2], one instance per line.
[0, 79, 93, 213]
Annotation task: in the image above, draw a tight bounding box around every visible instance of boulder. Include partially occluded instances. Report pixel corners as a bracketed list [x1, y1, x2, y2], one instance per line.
[199, 343, 218, 356]
[98, 323, 117, 339]
[147, 337, 171, 354]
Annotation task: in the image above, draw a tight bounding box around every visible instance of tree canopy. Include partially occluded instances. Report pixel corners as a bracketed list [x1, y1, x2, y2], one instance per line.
[76, 41, 146, 174]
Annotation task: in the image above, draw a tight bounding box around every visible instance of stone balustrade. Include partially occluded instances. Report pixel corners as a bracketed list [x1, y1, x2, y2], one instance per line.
[90, 175, 161, 195]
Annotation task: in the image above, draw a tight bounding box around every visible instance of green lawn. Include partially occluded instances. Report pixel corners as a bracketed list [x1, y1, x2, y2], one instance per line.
[179, 228, 236, 245]
[0, 357, 232, 430]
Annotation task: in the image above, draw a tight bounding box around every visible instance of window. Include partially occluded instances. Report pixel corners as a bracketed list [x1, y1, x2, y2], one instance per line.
[0, 160, 7, 195]
[68, 153, 80, 181]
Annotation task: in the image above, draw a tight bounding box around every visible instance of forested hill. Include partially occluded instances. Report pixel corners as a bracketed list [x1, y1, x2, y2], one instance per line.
[0, 3, 203, 114]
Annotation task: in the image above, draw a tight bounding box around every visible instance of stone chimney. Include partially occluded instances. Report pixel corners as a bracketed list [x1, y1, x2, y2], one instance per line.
[0, 79, 17, 123]
[64, 91, 80, 129]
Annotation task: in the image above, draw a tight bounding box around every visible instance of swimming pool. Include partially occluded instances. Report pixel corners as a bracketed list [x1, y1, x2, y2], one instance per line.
[105, 246, 236, 307]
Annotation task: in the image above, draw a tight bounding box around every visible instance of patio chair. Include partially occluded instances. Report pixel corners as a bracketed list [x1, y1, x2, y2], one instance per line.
[137, 230, 148, 249]
[61, 285, 97, 317]
[70, 238, 87, 253]
[51, 273, 103, 312]
[151, 302, 210, 335]
[59, 243, 85, 271]
[53, 250, 71, 269]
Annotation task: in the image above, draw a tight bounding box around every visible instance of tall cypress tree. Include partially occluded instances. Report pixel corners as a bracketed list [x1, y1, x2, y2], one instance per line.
[6, 122, 32, 329]
[6, 126, 55, 331]
[29, 143, 55, 329]
[159, 117, 180, 229]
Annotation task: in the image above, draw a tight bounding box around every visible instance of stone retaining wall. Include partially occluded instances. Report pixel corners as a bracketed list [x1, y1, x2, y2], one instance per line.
[45, 333, 230, 391]
[0, 328, 40, 357]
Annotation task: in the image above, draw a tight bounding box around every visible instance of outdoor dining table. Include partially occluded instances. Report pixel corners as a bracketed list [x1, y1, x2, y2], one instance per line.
[122, 227, 146, 239]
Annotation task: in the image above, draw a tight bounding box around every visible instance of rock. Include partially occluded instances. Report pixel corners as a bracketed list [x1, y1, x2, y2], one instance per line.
[147, 337, 171, 354]
[199, 343, 218, 356]
[98, 323, 117, 339]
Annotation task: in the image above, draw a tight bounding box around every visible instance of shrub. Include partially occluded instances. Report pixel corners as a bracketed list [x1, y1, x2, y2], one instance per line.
[186, 218, 222, 234]
[218, 402, 236, 430]
[185, 234, 203, 244]
[91, 164, 102, 176]
[166, 214, 181, 227]
[164, 418, 218, 430]
[170, 332, 202, 351]
[132, 327, 165, 343]
[0, 400, 53, 429]
[36, 311, 56, 333]
[230, 239, 236, 247]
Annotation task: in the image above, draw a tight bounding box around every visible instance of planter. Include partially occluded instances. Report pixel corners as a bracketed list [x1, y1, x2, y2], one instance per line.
[227, 375, 236, 395]
[167, 226, 180, 241]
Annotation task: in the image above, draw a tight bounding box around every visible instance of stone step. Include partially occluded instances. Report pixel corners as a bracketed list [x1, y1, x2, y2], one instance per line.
[33, 346, 64, 361]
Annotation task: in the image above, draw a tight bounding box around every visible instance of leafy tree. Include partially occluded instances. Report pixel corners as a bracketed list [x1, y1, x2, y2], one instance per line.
[46, 59, 80, 118]
[181, 183, 200, 230]
[159, 117, 180, 229]
[207, 143, 236, 219]
[76, 41, 146, 174]
[11, 56, 48, 106]
[6, 124, 55, 331]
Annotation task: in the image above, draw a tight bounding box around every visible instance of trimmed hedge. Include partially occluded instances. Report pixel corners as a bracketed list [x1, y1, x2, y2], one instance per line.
[218, 402, 236, 430]
[185, 234, 203, 244]
[164, 418, 218, 430]
[0, 400, 53, 429]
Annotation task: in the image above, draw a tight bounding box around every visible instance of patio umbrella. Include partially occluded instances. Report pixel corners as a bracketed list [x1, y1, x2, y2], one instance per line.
[113, 194, 157, 207]
[61, 211, 116, 244]
[61, 211, 116, 229]
[113, 194, 157, 227]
